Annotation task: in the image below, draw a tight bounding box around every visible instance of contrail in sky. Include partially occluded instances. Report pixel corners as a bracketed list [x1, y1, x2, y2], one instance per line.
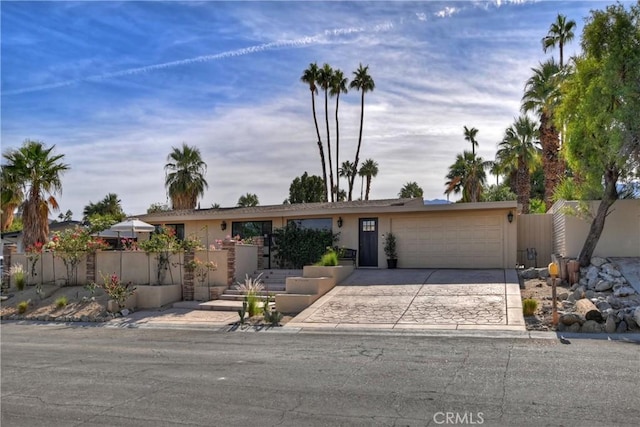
[3, 22, 393, 96]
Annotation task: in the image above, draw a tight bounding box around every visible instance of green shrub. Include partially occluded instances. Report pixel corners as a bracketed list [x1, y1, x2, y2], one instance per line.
[316, 249, 338, 266]
[17, 300, 29, 314]
[271, 224, 339, 268]
[522, 299, 538, 316]
[55, 296, 68, 308]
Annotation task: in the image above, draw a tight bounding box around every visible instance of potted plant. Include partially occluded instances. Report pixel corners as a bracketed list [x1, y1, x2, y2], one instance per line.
[383, 232, 398, 269]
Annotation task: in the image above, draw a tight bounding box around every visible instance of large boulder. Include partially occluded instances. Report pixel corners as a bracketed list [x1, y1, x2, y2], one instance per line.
[634, 306, 640, 328]
[520, 268, 539, 280]
[601, 263, 622, 277]
[614, 287, 637, 298]
[595, 280, 613, 292]
[581, 320, 603, 333]
[559, 313, 585, 326]
[605, 315, 617, 334]
[585, 266, 600, 281]
[591, 257, 608, 267]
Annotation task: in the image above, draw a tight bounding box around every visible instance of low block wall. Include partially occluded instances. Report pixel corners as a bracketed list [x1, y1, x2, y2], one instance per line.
[136, 284, 182, 309]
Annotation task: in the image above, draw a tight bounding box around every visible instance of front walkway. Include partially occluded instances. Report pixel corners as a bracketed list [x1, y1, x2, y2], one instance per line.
[285, 269, 525, 331]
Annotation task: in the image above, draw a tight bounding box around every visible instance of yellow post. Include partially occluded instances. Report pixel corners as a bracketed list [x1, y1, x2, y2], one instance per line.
[548, 262, 559, 326]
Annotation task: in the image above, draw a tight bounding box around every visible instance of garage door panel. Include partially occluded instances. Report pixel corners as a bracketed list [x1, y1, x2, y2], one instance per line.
[394, 214, 505, 268]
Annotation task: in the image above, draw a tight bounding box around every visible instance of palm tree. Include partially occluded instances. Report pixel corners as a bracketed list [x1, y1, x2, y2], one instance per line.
[522, 59, 562, 211]
[330, 69, 348, 202]
[358, 159, 379, 201]
[444, 151, 490, 203]
[1, 166, 24, 232]
[339, 160, 357, 199]
[237, 193, 259, 207]
[2, 140, 69, 248]
[83, 193, 125, 220]
[348, 64, 375, 201]
[496, 116, 540, 213]
[542, 14, 576, 68]
[164, 143, 208, 210]
[318, 63, 335, 202]
[463, 126, 479, 156]
[300, 63, 328, 202]
[399, 182, 423, 199]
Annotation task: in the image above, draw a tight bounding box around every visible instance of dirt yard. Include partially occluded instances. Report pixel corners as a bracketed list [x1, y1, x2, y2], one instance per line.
[520, 277, 570, 331]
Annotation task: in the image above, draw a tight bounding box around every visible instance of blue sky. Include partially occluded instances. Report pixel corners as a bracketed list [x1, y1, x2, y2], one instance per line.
[0, 1, 617, 218]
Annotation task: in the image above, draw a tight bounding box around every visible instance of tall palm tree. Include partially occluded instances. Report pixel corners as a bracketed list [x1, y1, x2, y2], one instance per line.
[444, 151, 490, 203]
[1, 166, 24, 232]
[522, 59, 562, 211]
[496, 116, 540, 213]
[339, 160, 357, 199]
[330, 69, 348, 202]
[358, 159, 379, 201]
[399, 182, 423, 199]
[348, 63, 375, 201]
[237, 193, 259, 207]
[463, 126, 479, 156]
[164, 143, 208, 210]
[2, 140, 69, 248]
[542, 14, 576, 68]
[318, 63, 335, 202]
[300, 63, 328, 202]
[83, 193, 125, 220]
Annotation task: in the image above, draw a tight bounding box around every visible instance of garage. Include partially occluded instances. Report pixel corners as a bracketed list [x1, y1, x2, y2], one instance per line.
[392, 211, 508, 269]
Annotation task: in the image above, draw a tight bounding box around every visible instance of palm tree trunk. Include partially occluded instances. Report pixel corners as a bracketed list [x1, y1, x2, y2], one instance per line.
[310, 90, 328, 202]
[517, 157, 531, 214]
[540, 114, 561, 211]
[335, 93, 341, 203]
[1, 204, 17, 232]
[324, 89, 334, 202]
[365, 176, 372, 200]
[349, 91, 366, 201]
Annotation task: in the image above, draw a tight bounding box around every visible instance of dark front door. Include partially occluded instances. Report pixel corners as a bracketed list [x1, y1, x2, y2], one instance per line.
[359, 218, 378, 267]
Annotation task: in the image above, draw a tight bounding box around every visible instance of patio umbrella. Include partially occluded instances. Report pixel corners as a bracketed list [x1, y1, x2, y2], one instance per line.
[109, 219, 156, 279]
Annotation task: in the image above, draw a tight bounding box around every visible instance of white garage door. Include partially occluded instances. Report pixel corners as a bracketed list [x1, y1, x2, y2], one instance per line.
[393, 214, 504, 268]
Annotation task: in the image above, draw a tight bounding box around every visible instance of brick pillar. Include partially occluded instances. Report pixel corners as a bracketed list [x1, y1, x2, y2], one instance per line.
[253, 236, 265, 271]
[222, 240, 236, 287]
[86, 252, 96, 284]
[183, 251, 195, 301]
[2, 245, 16, 292]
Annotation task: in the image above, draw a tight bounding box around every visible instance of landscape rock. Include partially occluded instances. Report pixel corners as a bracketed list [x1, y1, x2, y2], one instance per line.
[560, 313, 585, 326]
[537, 268, 550, 279]
[567, 323, 581, 333]
[121, 308, 130, 316]
[585, 290, 595, 299]
[605, 316, 617, 334]
[595, 301, 612, 312]
[616, 321, 628, 333]
[558, 292, 569, 301]
[624, 314, 638, 330]
[595, 280, 613, 292]
[614, 287, 636, 298]
[581, 320, 603, 333]
[520, 268, 538, 280]
[572, 286, 586, 300]
[587, 277, 599, 290]
[601, 263, 622, 277]
[586, 266, 600, 281]
[634, 306, 640, 327]
[590, 257, 608, 267]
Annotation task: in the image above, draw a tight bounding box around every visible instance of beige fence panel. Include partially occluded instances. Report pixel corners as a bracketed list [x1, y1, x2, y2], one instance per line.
[518, 214, 553, 268]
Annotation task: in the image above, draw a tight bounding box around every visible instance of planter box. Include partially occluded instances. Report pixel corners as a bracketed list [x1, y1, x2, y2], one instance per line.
[136, 284, 182, 309]
[303, 265, 354, 283]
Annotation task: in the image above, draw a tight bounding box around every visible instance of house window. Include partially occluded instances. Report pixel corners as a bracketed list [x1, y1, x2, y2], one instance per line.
[231, 221, 272, 239]
[287, 218, 332, 231]
[361, 220, 376, 232]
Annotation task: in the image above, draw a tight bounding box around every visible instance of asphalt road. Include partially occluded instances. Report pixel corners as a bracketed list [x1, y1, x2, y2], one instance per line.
[1, 324, 639, 427]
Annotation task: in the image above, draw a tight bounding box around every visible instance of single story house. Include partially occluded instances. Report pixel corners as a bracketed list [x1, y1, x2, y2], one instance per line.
[138, 198, 518, 269]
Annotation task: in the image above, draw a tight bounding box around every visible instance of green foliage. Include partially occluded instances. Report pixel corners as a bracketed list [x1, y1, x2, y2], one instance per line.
[246, 293, 260, 317]
[83, 193, 125, 222]
[147, 202, 170, 214]
[522, 299, 538, 316]
[316, 248, 339, 266]
[6, 216, 23, 232]
[86, 213, 121, 234]
[139, 226, 182, 285]
[288, 172, 325, 204]
[529, 199, 547, 214]
[17, 300, 29, 314]
[271, 223, 339, 269]
[383, 232, 397, 259]
[165, 143, 208, 210]
[55, 296, 68, 308]
[238, 300, 247, 324]
[98, 272, 136, 309]
[481, 184, 517, 202]
[237, 193, 259, 207]
[399, 181, 423, 199]
[263, 301, 283, 326]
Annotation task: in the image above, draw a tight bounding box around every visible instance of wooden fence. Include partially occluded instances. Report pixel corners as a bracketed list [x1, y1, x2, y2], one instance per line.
[517, 213, 553, 268]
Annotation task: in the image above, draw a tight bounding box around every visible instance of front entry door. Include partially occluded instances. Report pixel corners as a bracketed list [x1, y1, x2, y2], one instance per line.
[359, 218, 378, 267]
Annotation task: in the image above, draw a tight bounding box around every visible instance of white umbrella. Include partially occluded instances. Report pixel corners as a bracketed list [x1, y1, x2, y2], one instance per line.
[109, 219, 156, 279]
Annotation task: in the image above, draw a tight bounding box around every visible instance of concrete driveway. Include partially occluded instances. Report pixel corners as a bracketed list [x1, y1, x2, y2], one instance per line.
[286, 269, 525, 331]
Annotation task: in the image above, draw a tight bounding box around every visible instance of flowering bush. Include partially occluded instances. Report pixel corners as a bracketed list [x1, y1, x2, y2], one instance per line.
[139, 225, 182, 285]
[9, 263, 25, 290]
[98, 272, 136, 309]
[185, 258, 217, 286]
[120, 238, 139, 251]
[47, 226, 109, 285]
[25, 241, 44, 281]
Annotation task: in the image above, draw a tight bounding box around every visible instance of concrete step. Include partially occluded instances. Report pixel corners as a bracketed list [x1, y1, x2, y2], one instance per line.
[223, 289, 285, 296]
[197, 300, 272, 312]
[219, 294, 280, 302]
